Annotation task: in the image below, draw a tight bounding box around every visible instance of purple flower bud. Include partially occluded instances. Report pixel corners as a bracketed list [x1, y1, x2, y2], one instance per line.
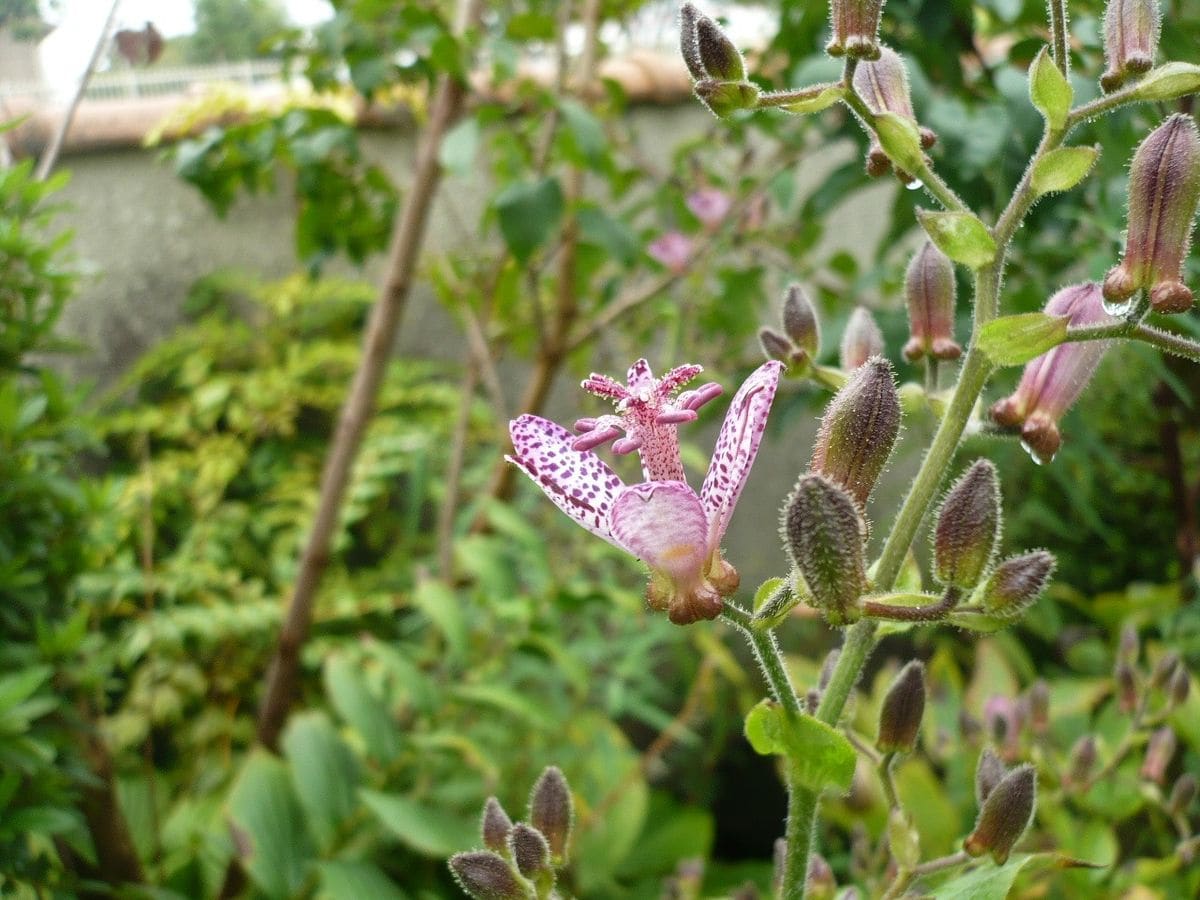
[983, 694, 1023, 761]
[852, 48, 937, 180]
[1169, 773, 1197, 817]
[783, 284, 822, 359]
[529, 766, 572, 864]
[694, 11, 746, 82]
[1103, 114, 1200, 315]
[1118, 622, 1140, 664]
[449, 851, 527, 900]
[1169, 666, 1190, 708]
[1140, 726, 1177, 784]
[481, 798, 513, 853]
[989, 283, 1115, 464]
[1115, 661, 1139, 714]
[1066, 735, 1098, 789]
[1100, 0, 1161, 92]
[782, 473, 868, 625]
[933, 460, 1002, 591]
[877, 661, 926, 753]
[975, 747, 1006, 805]
[978, 551, 1056, 620]
[679, 4, 707, 81]
[903, 242, 961, 362]
[839, 306, 885, 371]
[759, 327, 795, 365]
[826, 0, 885, 61]
[1150, 651, 1181, 689]
[964, 764, 1037, 865]
[647, 231, 694, 274]
[812, 357, 901, 505]
[807, 852, 836, 900]
[1028, 680, 1050, 736]
[687, 187, 733, 228]
[508, 823, 550, 879]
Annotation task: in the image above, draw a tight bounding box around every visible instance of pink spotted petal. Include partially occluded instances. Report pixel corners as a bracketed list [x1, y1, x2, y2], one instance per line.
[611, 481, 709, 582]
[507, 414, 625, 548]
[627, 359, 654, 393]
[700, 361, 784, 545]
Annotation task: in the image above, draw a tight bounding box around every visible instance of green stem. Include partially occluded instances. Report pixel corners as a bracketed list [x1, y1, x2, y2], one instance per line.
[722, 604, 801, 715]
[1130, 324, 1200, 363]
[1047, 0, 1070, 76]
[878, 751, 900, 809]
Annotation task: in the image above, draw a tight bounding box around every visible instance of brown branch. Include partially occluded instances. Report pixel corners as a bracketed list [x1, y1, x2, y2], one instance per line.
[436, 362, 479, 577]
[78, 722, 145, 890]
[254, 0, 488, 752]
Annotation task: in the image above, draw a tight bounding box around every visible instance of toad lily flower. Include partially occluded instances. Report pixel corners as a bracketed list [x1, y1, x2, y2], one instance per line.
[508, 359, 783, 625]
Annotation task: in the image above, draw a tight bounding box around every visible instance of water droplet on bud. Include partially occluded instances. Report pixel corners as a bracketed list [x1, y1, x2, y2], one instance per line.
[906, 178, 924, 191]
[1019, 439, 1051, 465]
[1101, 295, 1138, 317]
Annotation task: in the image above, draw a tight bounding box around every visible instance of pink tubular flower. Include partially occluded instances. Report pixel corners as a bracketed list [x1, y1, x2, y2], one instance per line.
[686, 187, 733, 229]
[989, 283, 1116, 464]
[647, 231, 694, 274]
[507, 359, 783, 625]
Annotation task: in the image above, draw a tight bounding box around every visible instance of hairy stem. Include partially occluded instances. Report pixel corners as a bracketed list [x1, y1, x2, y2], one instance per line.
[1047, 0, 1070, 76]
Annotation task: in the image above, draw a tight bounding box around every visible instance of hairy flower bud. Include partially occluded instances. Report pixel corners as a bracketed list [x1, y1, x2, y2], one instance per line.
[903, 242, 961, 362]
[807, 852, 836, 900]
[1103, 114, 1200, 314]
[1140, 726, 1177, 784]
[1115, 662, 1138, 714]
[1168, 666, 1190, 708]
[1066, 735, 1098, 788]
[1028, 680, 1050, 735]
[826, 0, 884, 61]
[975, 748, 1007, 805]
[759, 327, 795, 364]
[989, 283, 1115, 464]
[964, 764, 1037, 865]
[508, 823, 550, 879]
[852, 48, 937, 180]
[812, 357, 901, 505]
[782, 474, 868, 624]
[1100, 0, 1161, 92]
[694, 78, 760, 118]
[877, 661, 926, 753]
[978, 551, 1055, 619]
[783, 284, 822, 359]
[1150, 652, 1181, 689]
[933, 460, 1002, 591]
[449, 851, 527, 900]
[529, 766, 572, 864]
[694, 12, 745, 82]
[1168, 773, 1197, 817]
[839, 306, 885, 370]
[481, 798, 514, 854]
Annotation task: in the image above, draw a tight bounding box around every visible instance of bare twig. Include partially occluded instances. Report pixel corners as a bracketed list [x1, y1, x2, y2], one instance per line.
[436, 362, 479, 577]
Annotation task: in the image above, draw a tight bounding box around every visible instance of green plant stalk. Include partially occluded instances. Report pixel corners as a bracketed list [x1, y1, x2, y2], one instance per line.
[1067, 322, 1200, 362]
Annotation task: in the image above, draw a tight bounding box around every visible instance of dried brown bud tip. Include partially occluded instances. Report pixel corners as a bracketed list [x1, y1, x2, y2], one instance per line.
[783, 283, 822, 358]
[449, 851, 528, 900]
[811, 356, 901, 506]
[529, 766, 573, 864]
[975, 747, 1007, 805]
[964, 764, 1037, 865]
[978, 551, 1055, 619]
[877, 660, 927, 753]
[508, 823, 550, 878]
[1140, 726, 1177, 784]
[1168, 774, 1197, 817]
[481, 797, 514, 853]
[839, 305, 885, 371]
[933, 460, 1002, 591]
[782, 473, 868, 625]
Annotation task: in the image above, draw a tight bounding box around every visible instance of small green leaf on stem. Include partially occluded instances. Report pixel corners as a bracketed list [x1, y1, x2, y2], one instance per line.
[873, 111, 925, 174]
[917, 210, 997, 270]
[1030, 46, 1072, 130]
[751, 577, 798, 629]
[977, 313, 1067, 366]
[775, 83, 846, 115]
[1127, 62, 1200, 102]
[494, 177, 564, 263]
[1031, 146, 1099, 196]
[744, 700, 856, 792]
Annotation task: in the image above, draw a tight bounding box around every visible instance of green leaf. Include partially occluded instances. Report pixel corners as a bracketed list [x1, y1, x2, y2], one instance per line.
[1031, 146, 1099, 196]
[227, 751, 313, 900]
[411, 578, 467, 661]
[1129, 62, 1200, 102]
[360, 790, 475, 858]
[323, 655, 401, 763]
[558, 99, 606, 168]
[743, 700, 856, 792]
[1029, 47, 1072, 130]
[936, 852, 1104, 900]
[281, 712, 362, 852]
[0, 666, 52, 712]
[616, 795, 714, 879]
[577, 205, 639, 267]
[494, 177, 564, 263]
[779, 83, 845, 115]
[977, 312, 1068, 366]
[873, 111, 925, 173]
[438, 117, 480, 177]
[917, 210, 997, 269]
[317, 861, 409, 900]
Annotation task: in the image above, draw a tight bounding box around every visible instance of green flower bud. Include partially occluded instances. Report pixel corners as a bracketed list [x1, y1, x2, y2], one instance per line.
[695, 13, 746, 82]
[1103, 114, 1200, 315]
[1100, 0, 1160, 92]
[826, 0, 885, 61]
[876, 660, 926, 753]
[529, 766, 572, 865]
[964, 764, 1037, 865]
[508, 823, 550, 879]
[782, 473, 868, 625]
[481, 798, 513, 854]
[975, 747, 1006, 805]
[903, 241, 961, 362]
[811, 357, 901, 506]
[933, 460, 1002, 591]
[449, 851, 528, 900]
[694, 78, 760, 118]
[783, 284, 821, 359]
[978, 551, 1055, 619]
[1168, 773, 1197, 817]
[839, 305, 885, 371]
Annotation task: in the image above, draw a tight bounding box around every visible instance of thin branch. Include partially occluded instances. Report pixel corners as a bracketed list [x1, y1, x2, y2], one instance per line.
[436, 363, 479, 578]
[36, 0, 121, 182]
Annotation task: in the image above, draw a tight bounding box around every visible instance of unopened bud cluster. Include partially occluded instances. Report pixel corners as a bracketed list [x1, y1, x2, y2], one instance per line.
[851, 48, 937, 182]
[680, 5, 759, 118]
[965, 761, 1037, 864]
[450, 767, 574, 900]
[760, 284, 822, 373]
